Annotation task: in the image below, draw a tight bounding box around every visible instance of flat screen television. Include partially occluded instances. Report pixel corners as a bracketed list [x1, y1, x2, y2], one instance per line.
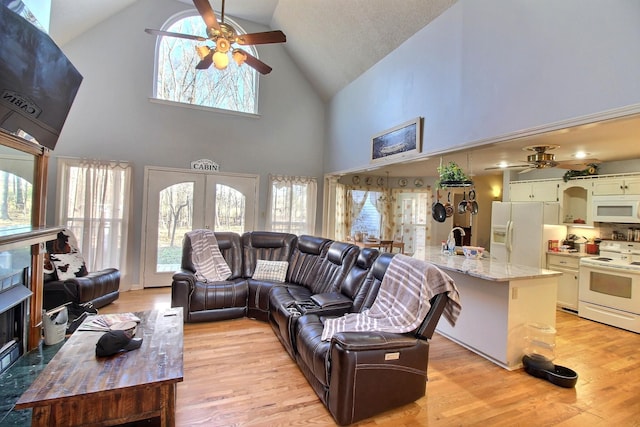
[0, 5, 82, 150]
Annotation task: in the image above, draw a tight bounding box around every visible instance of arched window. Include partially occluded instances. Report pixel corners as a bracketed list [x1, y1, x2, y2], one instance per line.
[152, 11, 259, 115]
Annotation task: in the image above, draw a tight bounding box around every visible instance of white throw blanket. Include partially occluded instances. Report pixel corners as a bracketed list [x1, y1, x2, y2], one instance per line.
[187, 230, 232, 282]
[321, 254, 461, 341]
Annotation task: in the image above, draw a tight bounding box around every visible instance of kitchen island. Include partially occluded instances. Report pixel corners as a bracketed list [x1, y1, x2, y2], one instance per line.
[414, 246, 562, 370]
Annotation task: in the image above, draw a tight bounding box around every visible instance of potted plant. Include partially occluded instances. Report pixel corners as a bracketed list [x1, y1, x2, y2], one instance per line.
[437, 161, 472, 188]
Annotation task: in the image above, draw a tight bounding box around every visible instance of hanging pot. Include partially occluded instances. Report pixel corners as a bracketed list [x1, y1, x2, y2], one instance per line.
[444, 192, 454, 217]
[457, 191, 468, 214]
[432, 190, 447, 223]
[468, 189, 479, 215]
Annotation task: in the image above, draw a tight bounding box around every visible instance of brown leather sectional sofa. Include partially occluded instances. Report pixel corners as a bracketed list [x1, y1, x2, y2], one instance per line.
[171, 231, 449, 425]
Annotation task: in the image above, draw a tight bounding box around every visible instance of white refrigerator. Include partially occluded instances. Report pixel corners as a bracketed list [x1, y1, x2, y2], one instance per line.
[490, 201, 566, 268]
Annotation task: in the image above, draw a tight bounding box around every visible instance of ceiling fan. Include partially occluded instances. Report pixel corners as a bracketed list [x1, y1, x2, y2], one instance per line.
[145, 0, 286, 74]
[485, 145, 601, 173]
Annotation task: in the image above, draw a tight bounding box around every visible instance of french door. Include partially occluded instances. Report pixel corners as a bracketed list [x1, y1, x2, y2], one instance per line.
[141, 166, 258, 287]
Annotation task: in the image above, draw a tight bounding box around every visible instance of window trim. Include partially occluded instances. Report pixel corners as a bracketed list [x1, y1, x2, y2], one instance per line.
[149, 9, 261, 116]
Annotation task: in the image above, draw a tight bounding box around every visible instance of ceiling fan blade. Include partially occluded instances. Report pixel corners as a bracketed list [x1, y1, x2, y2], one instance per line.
[237, 49, 273, 74]
[556, 159, 601, 170]
[484, 164, 531, 171]
[193, 0, 221, 32]
[145, 28, 207, 42]
[236, 30, 287, 45]
[195, 51, 214, 70]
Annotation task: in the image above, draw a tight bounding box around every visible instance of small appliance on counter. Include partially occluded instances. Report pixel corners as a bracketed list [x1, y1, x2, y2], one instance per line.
[521, 323, 578, 388]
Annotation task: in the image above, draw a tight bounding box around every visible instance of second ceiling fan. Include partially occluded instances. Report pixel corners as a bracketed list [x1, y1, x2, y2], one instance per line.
[145, 0, 286, 75]
[485, 145, 601, 174]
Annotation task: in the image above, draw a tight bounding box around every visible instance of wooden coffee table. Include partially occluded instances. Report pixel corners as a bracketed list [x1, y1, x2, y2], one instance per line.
[16, 309, 184, 427]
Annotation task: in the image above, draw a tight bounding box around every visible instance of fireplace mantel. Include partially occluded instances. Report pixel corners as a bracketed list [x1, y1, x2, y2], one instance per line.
[0, 226, 65, 251]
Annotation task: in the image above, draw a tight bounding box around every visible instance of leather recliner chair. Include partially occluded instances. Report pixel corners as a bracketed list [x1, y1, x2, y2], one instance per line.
[242, 231, 298, 321]
[43, 230, 120, 311]
[269, 245, 374, 357]
[293, 253, 450, 425]
[172, 231, 247, 322]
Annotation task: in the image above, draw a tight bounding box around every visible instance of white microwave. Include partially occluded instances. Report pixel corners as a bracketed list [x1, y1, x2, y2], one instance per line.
[592, 195, 640, 223]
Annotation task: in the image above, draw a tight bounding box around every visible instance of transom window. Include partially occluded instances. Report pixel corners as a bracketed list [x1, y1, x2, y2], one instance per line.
[152, 11, 259, 114]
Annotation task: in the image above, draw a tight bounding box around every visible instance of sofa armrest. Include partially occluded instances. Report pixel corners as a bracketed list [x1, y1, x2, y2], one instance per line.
[310, 292, 352, 309]
[328, 331, 430, 425]
[63, 268, 120, 302]
[172, 269, 197, 286]
[171, 269, 198, 320]
[291, 292, 353, 317]
[331, 331, 419, 351]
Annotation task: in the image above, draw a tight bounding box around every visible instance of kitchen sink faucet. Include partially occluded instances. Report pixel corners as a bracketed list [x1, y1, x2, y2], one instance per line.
[447, 227, 466, 253]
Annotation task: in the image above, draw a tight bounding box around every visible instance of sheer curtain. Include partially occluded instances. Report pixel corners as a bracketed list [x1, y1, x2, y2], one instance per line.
[346, 188, 369, 237]
[57, 158, 132, 284]
[334, 182, 348, 241]
[266, 174, 317, 235]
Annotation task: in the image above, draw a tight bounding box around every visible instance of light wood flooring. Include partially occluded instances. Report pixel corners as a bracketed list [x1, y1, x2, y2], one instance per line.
[101, 288, 640, 426]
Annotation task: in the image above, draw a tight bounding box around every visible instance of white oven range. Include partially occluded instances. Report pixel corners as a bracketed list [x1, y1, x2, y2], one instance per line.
[579, 240, 640, 333]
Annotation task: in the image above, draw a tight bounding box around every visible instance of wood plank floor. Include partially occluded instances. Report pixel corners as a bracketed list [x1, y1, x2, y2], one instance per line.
[101, 288, 640, 426]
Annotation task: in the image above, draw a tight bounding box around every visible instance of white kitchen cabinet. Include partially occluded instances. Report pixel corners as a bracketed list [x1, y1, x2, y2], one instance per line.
[592, 176, 640, 195]
[509, 180, 560, 202]
[546, 253, 580, 314]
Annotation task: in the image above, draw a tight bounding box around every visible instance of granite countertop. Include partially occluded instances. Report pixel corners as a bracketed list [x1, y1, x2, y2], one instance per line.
[413, 246, 562, 282]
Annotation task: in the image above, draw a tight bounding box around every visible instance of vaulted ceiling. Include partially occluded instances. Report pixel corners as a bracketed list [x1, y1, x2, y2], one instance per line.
[47, 0, 640, 177]
[49, 0, 456, 101]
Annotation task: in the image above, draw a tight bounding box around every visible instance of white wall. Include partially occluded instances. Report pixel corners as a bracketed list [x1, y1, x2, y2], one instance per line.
[46, 0, 325, 286]
[325, 0, 640, 174]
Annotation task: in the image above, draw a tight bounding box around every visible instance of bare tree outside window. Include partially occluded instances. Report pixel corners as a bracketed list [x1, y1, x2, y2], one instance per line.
[154, 14, 258, 114]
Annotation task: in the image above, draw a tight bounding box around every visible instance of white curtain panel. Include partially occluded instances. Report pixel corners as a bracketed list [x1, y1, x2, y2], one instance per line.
[266, 174, 317, 235]
[57, 158, 132, 283]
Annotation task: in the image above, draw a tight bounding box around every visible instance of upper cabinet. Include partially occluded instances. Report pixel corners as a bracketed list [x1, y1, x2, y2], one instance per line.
[592, 176, 640, 196]
[560, 181, 592, 226]
[509, 180, 560, 202]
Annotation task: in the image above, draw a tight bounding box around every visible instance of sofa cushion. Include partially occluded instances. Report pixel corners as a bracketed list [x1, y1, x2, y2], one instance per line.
[242, 231, 297, 278]
[307, 241, 359, 294]
[49, 252, 88, 280]
[252, 260, 288, 282]
[286, 235, 332, 287]
[338, 248, 379, 312]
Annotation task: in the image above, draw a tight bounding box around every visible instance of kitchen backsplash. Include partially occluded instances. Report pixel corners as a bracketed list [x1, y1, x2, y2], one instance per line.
[567, 223, 640, 242]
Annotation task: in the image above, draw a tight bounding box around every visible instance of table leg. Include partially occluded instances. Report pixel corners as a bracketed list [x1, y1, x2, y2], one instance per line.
[160, 384, 177, 427]
[30, 406, 50, 427]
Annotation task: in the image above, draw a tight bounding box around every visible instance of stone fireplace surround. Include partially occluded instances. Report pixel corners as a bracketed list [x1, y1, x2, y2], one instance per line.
[0, 226, 64, 374]
[0, 268, 31, 375]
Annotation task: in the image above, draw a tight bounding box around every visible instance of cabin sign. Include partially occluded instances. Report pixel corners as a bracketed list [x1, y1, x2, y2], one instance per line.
[191, 159, 219, 171]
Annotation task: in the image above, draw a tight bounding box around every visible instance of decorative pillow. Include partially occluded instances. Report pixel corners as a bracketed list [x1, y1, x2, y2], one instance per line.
[252, 260, 289, 283]
[44, 229, 81, 281]
[49, 252, 88, 280]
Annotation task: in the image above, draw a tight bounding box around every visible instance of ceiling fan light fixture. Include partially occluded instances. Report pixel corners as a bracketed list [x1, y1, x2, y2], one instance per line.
[232, 49, 247, 66]
[195, 45, 211, 60]
[213, 51, 229, 70]
[216, 37, 230, 53]
[527, 152, 556, 164]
